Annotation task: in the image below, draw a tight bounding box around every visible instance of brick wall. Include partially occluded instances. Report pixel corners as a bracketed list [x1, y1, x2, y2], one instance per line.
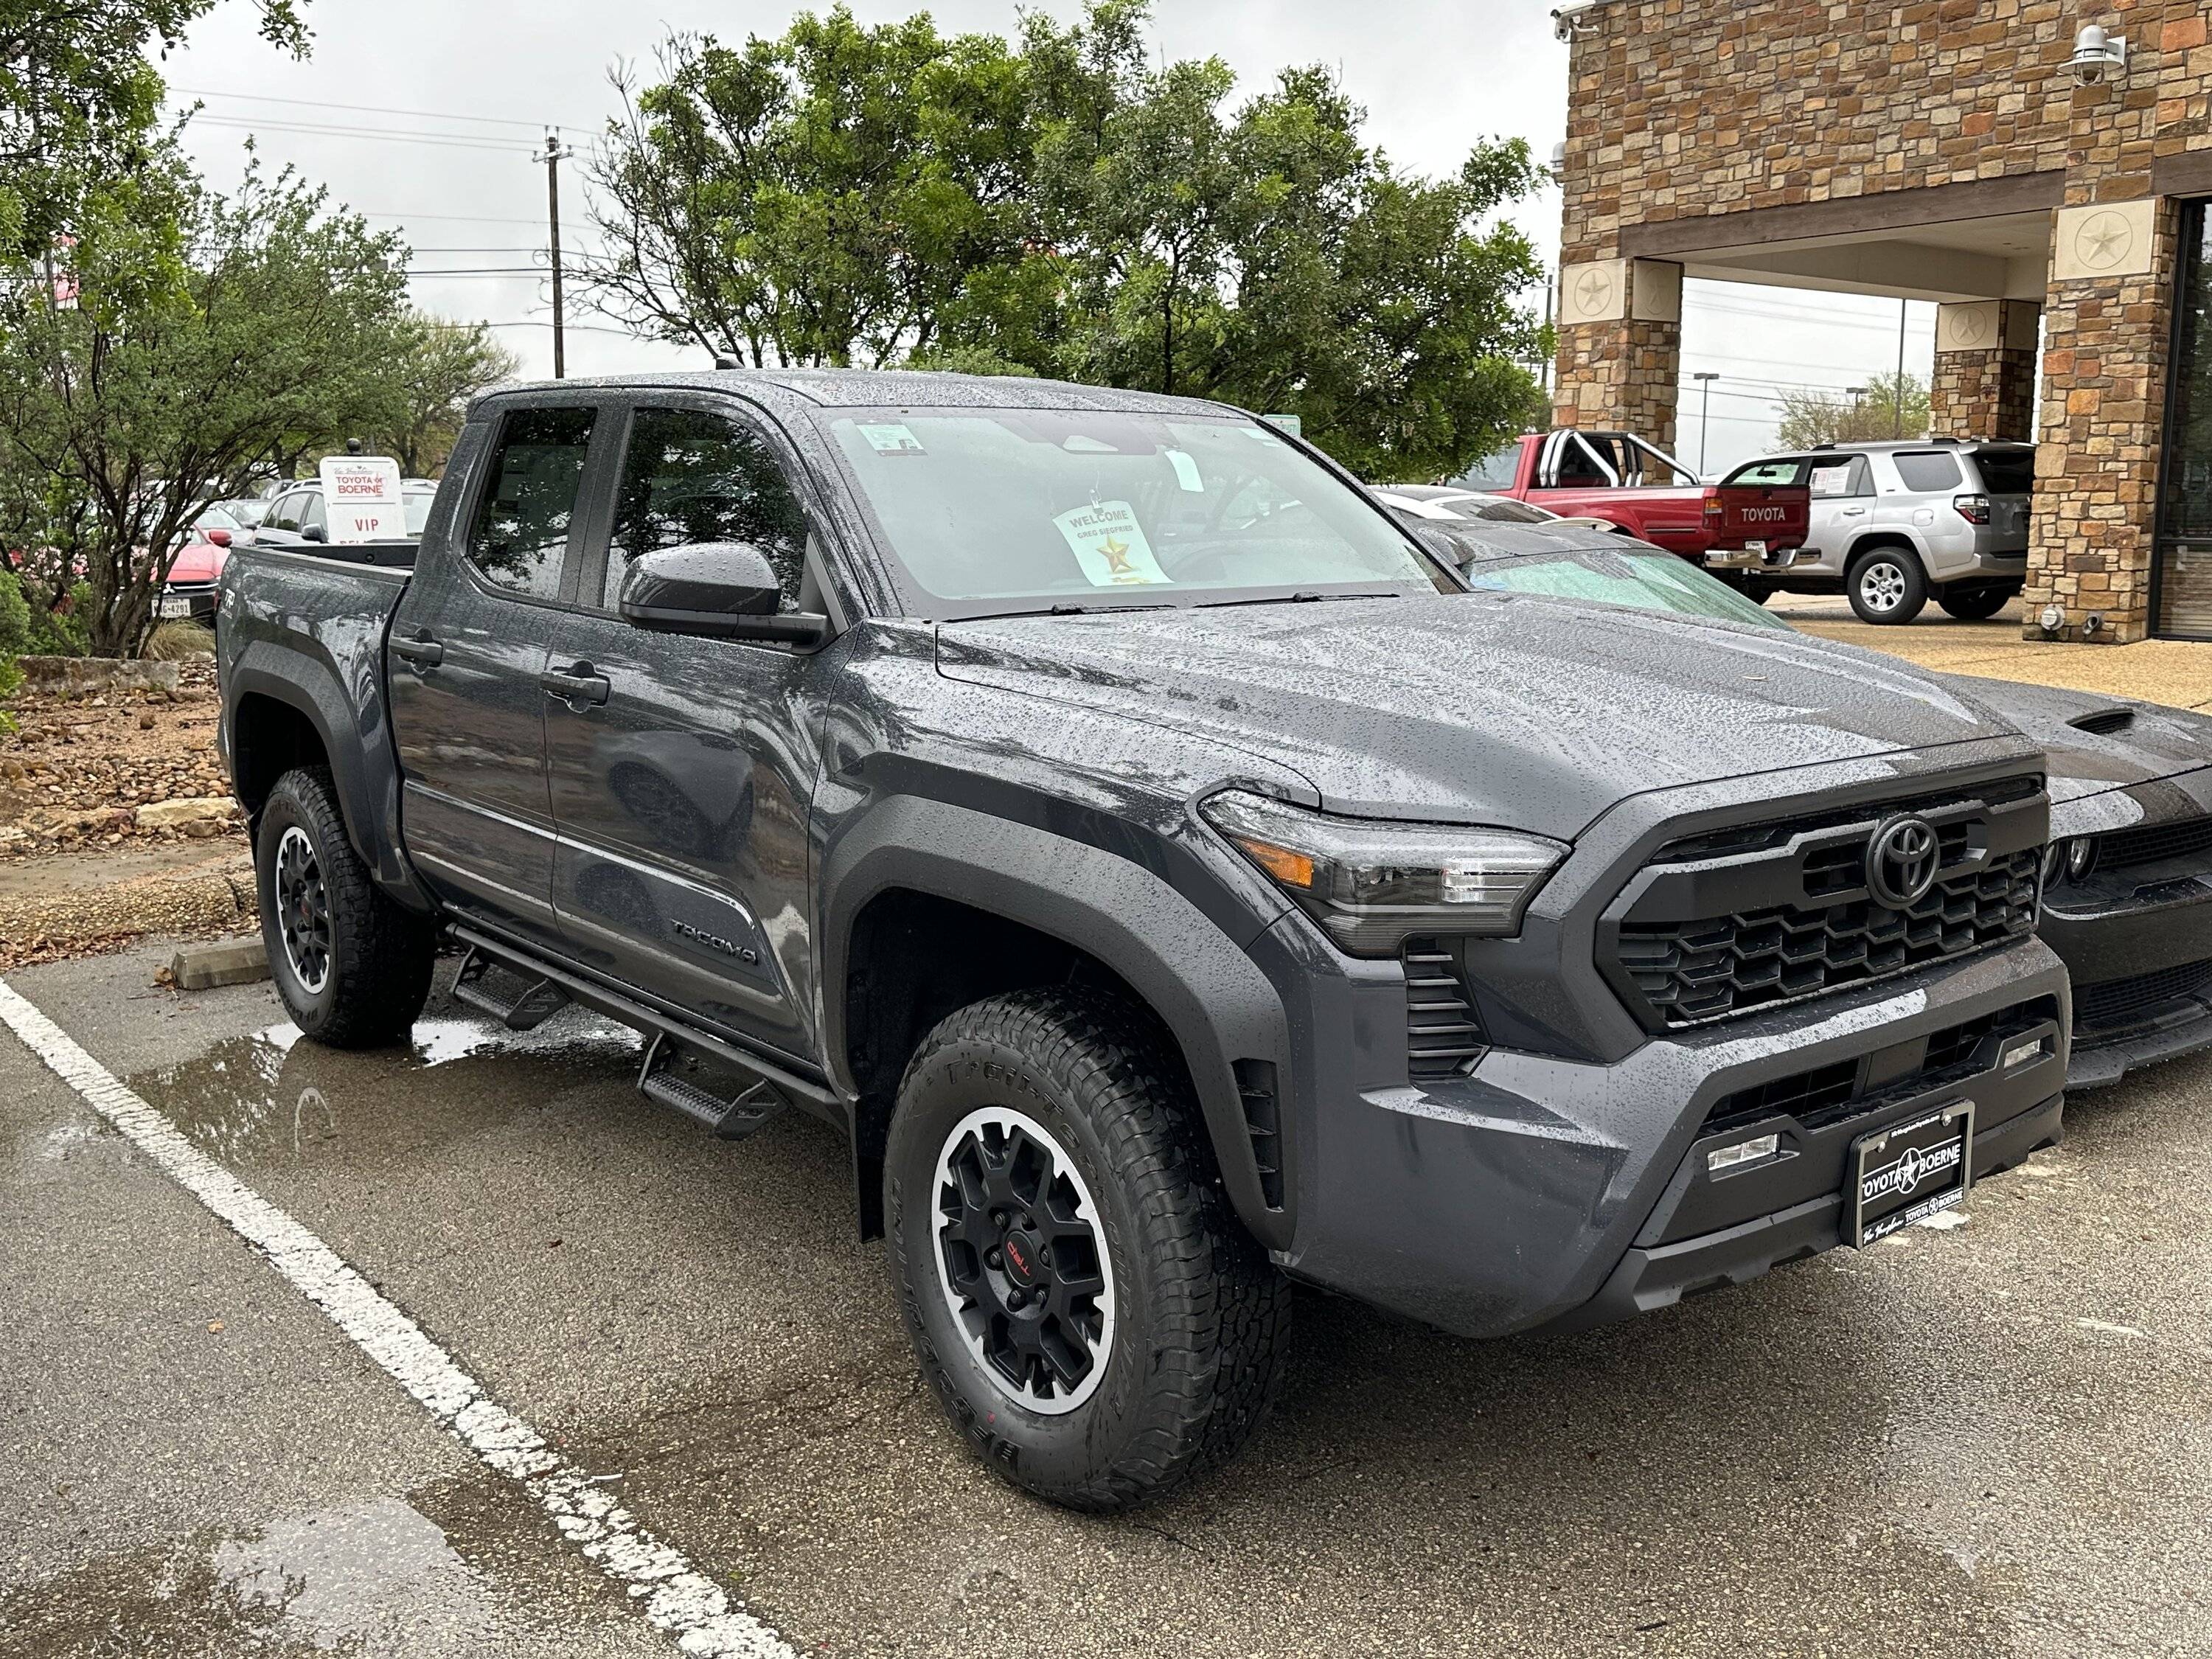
[1929, 346, 2039, 439]
[1556, 0, 2212, 641]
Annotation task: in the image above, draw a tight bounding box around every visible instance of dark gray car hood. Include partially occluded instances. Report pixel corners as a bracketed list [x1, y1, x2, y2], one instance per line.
[1934, 674, 2212, 804]
[937, 594, 2020, 838]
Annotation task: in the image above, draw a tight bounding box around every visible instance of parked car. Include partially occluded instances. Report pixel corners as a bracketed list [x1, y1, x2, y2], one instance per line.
[1427, 429, 1811, 571]
[1390, 505, 2212, 1090]
[157, 504, 248, 620]
[254, 478, 439, 548]
[212, 497, 271, 540]
[220, 372, 2065, 1509]
[1739, 439, 2034, 625]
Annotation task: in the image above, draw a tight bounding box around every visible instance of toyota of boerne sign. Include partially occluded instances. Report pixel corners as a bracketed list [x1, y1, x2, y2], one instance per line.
[318, 455, 408, 543]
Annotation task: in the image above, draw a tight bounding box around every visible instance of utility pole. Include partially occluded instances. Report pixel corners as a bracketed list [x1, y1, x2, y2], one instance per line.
[1693, 372, 1719, 473]
[543, 130, 576, 378]
[1894, 297, 1907, 439]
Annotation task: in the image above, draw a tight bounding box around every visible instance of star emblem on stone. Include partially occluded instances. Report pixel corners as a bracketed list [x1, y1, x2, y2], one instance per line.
[1948, 308, 1989, 347]
[2076, 211, 2133, 271]
[1573, 267, 1615, 316]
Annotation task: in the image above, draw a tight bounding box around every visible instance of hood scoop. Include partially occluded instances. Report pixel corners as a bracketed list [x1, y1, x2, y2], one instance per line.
[2067, 706, 2136, 737]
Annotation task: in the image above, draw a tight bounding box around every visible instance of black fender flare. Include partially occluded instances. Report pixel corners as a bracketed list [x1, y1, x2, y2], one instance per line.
[822, 795, 1295, 1251]
[224, 645, 432, 912]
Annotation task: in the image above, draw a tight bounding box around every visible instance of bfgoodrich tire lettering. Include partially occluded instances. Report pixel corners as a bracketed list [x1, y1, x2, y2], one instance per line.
[886, 986, 1289, 1511]
[255, 766, 435, 1048]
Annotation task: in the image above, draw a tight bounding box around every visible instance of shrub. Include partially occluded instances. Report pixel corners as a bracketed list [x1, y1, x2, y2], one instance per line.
[24, 582, 92, 658]
[0, 570, 25, 733]
[144, 619, 216, 660]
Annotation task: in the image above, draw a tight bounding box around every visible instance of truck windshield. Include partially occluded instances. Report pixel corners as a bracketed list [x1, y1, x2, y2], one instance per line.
[827, 408, 1439, 614]
[1458, 547, 1789, 630]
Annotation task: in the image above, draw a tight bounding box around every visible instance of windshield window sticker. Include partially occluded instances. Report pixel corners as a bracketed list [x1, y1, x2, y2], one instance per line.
[1054, 499, 1173, 587]
[1809, 463, 1853, 495]
[1241, 426, 1283, 445]
[858, 422, 927, 455]
[1165, 448, 1206, 493]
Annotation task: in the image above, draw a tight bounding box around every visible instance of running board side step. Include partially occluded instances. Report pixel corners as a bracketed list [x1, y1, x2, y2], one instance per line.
[452, 945, 573, 1031]
[636, 1032, 789, 1141]
[443, 923, 843, 1130]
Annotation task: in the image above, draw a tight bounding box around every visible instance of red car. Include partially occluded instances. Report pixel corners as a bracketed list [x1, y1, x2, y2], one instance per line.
[157, 504, 248, 621]
[1428, 430, 1812, 594]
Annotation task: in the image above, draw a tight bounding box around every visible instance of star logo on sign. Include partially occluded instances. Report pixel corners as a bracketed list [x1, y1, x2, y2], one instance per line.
[1947, 307, 1989, 347]
[1099, 535, 1135, 575]
[2076, 211, 2134, 271]
[1573, 267, 1615, 317]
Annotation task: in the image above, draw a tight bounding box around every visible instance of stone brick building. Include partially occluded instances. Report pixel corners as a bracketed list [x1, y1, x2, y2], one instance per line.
[1552, 0, 2212, 641]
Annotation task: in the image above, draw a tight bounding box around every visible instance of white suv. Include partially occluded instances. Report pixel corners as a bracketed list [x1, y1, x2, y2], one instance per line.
[1759, 440, 2033, 625]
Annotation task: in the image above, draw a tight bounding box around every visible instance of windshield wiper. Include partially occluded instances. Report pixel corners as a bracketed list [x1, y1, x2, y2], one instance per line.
[1188, 590, 1406, 611]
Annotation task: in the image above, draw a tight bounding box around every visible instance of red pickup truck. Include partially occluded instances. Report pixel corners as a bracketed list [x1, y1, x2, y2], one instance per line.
[1437, 431, 1812, 586]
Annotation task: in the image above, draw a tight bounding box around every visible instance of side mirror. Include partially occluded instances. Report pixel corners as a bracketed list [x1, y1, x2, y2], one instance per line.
[618, 542, 830, 646]
[301, 524, 325, 543]
[206, 527, 232, 548]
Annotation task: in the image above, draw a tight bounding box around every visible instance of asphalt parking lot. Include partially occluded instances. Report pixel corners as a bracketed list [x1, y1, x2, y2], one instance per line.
[6, 944, 2212, 1658]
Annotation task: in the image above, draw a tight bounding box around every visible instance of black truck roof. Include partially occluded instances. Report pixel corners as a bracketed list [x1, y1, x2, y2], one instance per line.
[470, 368, 1234, 421]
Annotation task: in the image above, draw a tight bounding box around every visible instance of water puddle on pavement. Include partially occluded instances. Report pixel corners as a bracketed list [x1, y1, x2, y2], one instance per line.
[124, 1006, 643, 1171]
[1, 1496, 502, 1658]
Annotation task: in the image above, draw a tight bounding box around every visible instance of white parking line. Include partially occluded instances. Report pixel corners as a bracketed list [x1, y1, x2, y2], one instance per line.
[0, 978, 794, 1659]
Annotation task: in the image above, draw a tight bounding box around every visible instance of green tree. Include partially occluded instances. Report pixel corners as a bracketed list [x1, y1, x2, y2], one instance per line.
[1776, 370, 1930, 449]
[589, 1, 1547, 481]
[367, 312, 521, 476]
[0, 147, 411, 655]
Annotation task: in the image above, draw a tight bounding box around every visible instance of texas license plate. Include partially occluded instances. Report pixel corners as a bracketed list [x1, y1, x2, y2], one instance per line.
[1847, 1101, 1975, 1247]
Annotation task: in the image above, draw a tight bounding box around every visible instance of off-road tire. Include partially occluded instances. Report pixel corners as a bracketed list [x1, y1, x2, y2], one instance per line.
[256, 767, 435, 1048]
[1936, 582, 2019, 622]
[886, 986, 1290, 1512]
[1846, 544, 1930, 625]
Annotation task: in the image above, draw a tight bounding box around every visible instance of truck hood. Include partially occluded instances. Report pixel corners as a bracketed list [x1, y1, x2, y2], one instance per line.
[1933, 674, 2212, 805]
[936, 594, 2017, 838]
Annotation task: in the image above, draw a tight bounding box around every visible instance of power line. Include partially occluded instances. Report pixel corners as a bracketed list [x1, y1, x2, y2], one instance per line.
[192, 115, 536, 155]
[173, 86, 593, 133]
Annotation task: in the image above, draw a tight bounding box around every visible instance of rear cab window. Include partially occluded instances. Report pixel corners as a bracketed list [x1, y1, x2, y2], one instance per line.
[463, 405, 597, 601]
[1721, 458, 1812, 488]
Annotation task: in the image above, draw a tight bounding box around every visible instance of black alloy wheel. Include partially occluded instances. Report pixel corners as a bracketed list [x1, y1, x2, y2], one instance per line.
[274, 824, 333, 995]
[932, 1106, 1116, 1414]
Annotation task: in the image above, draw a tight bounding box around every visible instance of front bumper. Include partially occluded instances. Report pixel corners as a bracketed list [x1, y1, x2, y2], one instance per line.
[1273, 937, 2069, 1338]
[2043, 866, 2212, 1091]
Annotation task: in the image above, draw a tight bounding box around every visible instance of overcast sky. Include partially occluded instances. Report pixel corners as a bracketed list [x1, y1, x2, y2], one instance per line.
[160, 0, 1935, 471]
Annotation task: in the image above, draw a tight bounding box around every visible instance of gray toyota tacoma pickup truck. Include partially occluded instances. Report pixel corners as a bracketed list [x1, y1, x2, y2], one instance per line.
[217, 370, 2069, 1509]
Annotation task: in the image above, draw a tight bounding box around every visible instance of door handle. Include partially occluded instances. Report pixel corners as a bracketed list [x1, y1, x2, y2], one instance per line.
[1840, 507, 1868, 517]
[393, 635, 444, 667]
[540, 663, 611, 706]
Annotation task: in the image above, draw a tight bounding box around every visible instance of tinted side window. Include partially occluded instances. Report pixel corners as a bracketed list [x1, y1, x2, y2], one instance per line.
[1971, 448, 2035, 494]
[266, 493, 302, 533]
[604, 406, 807, 611]
[1893, 451, 1964, 492]
[299, 493, 326, 535]
[466, 406, 597, 600]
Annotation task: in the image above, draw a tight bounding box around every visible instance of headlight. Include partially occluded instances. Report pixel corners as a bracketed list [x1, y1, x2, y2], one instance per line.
[2042, 836, 2099, 887]
[1199, 789, 1568, 956]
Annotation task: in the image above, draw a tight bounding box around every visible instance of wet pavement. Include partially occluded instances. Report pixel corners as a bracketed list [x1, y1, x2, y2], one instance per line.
[6, 942, 2212, 1657]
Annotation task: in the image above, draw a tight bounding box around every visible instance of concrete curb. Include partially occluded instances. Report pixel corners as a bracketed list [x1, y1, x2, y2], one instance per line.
[169, 936, 270, 990]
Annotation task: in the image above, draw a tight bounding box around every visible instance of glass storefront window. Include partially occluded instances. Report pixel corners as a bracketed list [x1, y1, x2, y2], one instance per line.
[2156, 201, 2212, 636]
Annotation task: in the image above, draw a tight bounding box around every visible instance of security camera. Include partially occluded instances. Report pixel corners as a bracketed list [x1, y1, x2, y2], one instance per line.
[2068, 24, 2127, 86]
[1552, 1, 1600, 43]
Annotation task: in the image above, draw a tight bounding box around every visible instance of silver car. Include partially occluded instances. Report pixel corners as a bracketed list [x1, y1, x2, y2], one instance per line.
[1766, 440, 2034, 625]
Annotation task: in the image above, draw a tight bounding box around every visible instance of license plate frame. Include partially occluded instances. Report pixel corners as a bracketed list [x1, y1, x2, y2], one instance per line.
[1847, 1099, 1975, 1248]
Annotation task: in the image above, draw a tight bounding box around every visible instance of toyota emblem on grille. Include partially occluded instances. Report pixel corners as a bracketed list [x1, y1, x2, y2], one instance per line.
[1867, 815, 1940, 910]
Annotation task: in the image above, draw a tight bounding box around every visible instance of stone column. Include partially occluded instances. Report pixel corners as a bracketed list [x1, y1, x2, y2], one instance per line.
[2025, 198, 2174, 644]
[1552, 258, 1684, 456]
[1930, 300, 2039, 441]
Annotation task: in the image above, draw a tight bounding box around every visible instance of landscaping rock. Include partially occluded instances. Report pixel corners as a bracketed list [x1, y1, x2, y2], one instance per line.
[18, 657, 182, 696]
[135, 796, 240, 829]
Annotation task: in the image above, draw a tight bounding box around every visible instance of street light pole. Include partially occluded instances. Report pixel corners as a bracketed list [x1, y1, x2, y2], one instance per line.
[1693, 372, 1720, 473]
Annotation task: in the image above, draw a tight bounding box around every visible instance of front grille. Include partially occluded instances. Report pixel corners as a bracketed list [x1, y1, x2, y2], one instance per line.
[1403, 939, 1486, 1078]
[2076, 959, 2212, 1035]
[2096, 815, 2212, 874]
[1704, 998, 2057, 1136]
[1619, 850, 2040, 1026]
[1650, 776, 2041, 864]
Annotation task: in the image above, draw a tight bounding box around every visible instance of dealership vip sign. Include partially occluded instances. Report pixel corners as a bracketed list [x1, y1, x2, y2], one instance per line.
[319, 456, 408, 543]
